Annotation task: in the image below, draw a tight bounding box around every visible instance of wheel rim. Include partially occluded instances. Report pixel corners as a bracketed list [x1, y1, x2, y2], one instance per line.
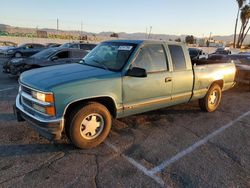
[80, 113, 104, 140]
[208, 89, 220, 108]
[15, 53, 21, 58]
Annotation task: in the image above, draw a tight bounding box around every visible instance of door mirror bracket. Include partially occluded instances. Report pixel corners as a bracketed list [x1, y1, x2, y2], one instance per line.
[126, 67, 147, 78]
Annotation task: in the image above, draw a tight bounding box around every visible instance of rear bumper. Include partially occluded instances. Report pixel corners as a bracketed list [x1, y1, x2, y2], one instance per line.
[14, 94, 64, 140]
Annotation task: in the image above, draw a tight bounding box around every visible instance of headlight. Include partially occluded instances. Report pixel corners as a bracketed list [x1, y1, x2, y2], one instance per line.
[31, 91, 54, 103]
[33, 103, 46, 113]
[32, 103, 55, 116]
[31, 91, 55, 116]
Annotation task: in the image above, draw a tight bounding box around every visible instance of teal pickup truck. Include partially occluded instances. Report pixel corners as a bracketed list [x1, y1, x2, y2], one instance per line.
[14, 40, 236, 149]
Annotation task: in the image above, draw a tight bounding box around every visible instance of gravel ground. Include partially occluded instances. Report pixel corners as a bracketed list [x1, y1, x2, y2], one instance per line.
[0, 57, 249, 188]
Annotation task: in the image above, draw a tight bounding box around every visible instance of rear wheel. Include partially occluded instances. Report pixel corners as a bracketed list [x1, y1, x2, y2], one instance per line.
[14, 52, 22, 58]
[68, 102, 112, 149]
[199, 83, 222, 112]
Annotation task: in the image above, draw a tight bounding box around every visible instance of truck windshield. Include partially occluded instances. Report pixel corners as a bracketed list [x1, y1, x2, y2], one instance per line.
[81, 42, 137, 71]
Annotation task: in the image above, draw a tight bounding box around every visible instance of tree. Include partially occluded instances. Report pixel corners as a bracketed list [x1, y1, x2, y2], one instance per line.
[110, 33, 119, 38]
[233, 0, 246, 48]
[237, 4, 250, 47]
[175, 38, 181, 42]
[185, 35, 195, 44]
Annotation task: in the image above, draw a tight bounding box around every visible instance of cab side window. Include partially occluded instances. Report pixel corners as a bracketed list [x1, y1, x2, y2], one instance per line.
[26, 44, 33, 49]
[169, 45, 186, 71]
[132, 44, 168, 73]
[70, 44, 79, 49]
[55, 51, 70, 59]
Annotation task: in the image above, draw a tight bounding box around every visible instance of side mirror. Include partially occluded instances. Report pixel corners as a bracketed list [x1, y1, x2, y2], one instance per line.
[126, 67, 147, 78]
[51, 56, 58, 61]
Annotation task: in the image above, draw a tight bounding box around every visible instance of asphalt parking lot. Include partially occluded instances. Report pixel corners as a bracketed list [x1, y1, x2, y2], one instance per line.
[0, 58, 249, 188]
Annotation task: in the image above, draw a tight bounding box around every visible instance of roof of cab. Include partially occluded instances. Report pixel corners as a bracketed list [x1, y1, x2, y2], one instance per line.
[103, 39, 183, 45]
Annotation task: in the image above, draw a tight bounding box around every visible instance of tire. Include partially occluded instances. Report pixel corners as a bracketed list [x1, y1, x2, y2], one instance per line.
[14, 52, 22, 58]
[199, 83, 222, 112]
[68, 102, 112, 149]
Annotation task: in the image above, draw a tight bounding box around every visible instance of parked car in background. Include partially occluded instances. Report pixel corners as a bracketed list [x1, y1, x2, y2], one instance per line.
[213, 47, 232, 55]
[192, 54, 228, 65]
[6, 47, 88, 76]
[196, 53, 250, 90]
[14, 40, 236, 149]
[188, 48, 208, 60]
[60, 42, 96, 52]
[226, 54, 250, 90]
[0, 43, 46, 58]
[0, 41, 17, 47]
[45, 43, 61, 48]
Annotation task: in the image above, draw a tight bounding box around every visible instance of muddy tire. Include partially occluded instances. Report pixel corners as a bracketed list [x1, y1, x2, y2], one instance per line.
[68, 102, 112, 149]
[199, 83, 222, 112]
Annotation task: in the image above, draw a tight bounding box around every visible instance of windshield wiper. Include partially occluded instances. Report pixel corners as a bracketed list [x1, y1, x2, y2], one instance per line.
[80, 59, 110, 71]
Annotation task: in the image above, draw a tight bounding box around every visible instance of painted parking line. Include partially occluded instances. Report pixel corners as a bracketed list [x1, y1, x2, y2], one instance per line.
[148, 110, 250, 175]
[106, 110, 250, 186]
[0, 87, 15, 92]
[105, 141, 167, 188]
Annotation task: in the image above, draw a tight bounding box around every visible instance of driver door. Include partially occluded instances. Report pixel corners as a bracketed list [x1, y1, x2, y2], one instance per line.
[122, 44, 172, 116]
[48, 51, 71, 66]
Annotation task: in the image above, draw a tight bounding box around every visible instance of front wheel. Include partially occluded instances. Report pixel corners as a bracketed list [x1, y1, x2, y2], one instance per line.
[199, 83, 222, 112]
[68, 102, 112, 149]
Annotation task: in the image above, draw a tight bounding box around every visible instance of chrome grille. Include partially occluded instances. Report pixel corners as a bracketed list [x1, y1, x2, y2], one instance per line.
[21, 85, 32, 95]
[21, 97, 33, 108]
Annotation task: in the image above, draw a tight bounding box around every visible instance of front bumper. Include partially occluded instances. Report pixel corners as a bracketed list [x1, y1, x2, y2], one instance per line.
[14, 94, 64, 140]
[2, 59, 12, 73]
[0, 52, 13, 58]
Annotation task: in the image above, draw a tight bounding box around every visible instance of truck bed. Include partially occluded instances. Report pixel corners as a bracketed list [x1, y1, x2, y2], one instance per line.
[191, 61, 236, 100]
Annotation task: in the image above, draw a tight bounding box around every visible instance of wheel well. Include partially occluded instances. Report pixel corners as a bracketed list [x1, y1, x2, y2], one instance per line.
[64, 97, 117, 122]
[14, 51, 22, 56]
[30, 64, 40, 68]
[212, 80, 224, 89]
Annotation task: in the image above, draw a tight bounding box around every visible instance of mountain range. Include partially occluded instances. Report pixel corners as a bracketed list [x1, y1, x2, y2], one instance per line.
[1, 23, 250, 44]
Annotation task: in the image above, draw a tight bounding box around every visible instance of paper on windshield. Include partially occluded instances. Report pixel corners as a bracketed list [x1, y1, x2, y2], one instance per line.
[118, 46, 133, 51]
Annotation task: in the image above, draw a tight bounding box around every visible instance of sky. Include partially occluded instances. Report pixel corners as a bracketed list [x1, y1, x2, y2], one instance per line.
[0, 0, 239, 37]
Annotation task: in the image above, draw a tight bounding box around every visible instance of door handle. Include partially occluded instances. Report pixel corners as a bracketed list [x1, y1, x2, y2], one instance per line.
[165, 77, 172, 82]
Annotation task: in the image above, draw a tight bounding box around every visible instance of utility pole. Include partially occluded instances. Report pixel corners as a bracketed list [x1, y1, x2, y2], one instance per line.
[209, 32, 212, 40]
[145, 27, 148, 39]
[80, 19, 83, 36]
[57, 18, 59, 31]
[148, 26, 152, 39]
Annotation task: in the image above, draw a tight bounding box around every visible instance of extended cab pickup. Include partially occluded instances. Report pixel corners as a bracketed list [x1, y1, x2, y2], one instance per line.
[14, 40, 236, 149]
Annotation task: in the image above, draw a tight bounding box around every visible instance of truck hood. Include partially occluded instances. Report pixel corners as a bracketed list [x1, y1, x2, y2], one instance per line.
[20, 63, 118, 91]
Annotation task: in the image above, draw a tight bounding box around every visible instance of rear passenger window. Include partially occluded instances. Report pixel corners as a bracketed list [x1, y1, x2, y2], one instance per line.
[71, 50, 86, 58]
[80, 44, 96, 50]
[132, 44, 168, 72]
[169, 45, 186, 71]
[56, 51, 69, 59]
[70, 44, 79, 49]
